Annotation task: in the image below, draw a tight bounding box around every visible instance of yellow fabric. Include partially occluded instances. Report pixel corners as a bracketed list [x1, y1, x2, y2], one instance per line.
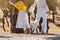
[13, 1, 27, 12]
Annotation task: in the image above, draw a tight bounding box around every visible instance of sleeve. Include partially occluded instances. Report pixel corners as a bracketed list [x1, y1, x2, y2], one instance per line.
[29, 0, 37, 13]
[44, 0, 49, 12]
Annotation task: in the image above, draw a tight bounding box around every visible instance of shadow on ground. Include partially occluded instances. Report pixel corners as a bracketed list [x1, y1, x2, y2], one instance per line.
[32, 33, 58, 35]
[0, 36, 12, 38]
[45, 35, 60, 40]
[55, 23, 60, 27]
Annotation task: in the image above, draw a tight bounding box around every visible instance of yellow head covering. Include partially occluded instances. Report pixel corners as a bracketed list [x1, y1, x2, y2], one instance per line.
[13, 1, 27, 12]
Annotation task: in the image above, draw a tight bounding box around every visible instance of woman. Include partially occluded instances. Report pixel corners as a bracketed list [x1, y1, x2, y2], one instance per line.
[9, 1, 31, 33]
[29, 0, 49, 34]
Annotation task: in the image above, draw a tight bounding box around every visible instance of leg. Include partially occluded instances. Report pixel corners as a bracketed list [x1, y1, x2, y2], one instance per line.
[32, 12, 41, 31]
[47, 19, 49, 33]
[6, 17, 9, 27]
[26, 28, 31, 34]
[3, 17, 6, 32]
[25, 21, 31, 33]
[41, 11, 47, 33]
[39, 17, 43, 32]
[24, 13, 31, 33]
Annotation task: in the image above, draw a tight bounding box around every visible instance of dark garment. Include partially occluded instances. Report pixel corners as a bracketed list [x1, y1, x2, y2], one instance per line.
[16, 28, 24, 33]
[3, 10, 9, 17]
[39, 17, 49, 33]
[11, 8, 24, 33]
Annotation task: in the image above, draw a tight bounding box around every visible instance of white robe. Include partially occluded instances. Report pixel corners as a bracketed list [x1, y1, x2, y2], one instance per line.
[16, 10, 30, 28]
[29, 0, 49, 33]
[29, 0, 49, 13]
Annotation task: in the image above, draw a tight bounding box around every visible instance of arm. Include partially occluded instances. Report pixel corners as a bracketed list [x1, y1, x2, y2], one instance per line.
[29, 0, 37, 13]
[9, 1, 14, 5]
[44, 0, 49, 13]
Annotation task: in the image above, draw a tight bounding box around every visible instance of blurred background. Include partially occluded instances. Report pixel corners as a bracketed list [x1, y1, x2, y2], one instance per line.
[0, 0, 60, 34]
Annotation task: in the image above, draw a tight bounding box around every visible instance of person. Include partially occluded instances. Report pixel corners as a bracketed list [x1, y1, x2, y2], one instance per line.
[29, 0, 49, 34]
[3, 8, 9, 27]
[9, 1, 31, 33]
[0, 9, 6, 31]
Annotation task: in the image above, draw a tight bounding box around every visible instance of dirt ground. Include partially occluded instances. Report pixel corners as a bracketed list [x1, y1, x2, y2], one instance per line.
[0, 12, 60, 40]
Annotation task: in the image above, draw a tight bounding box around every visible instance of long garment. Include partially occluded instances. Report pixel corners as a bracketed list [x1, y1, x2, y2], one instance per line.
[29, 0, 49, 33]
[33, 8, 47, 33]
[16, 10, 30, 28]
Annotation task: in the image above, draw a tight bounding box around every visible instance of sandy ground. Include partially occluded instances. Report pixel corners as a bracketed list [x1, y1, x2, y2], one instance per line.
[0, 11, 60, 40]
[0, 33, 60, 40]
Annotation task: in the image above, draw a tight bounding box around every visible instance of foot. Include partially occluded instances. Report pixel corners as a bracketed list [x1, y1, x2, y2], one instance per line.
[26, 29, 31, 34]
[31, 30, 34, 34]
[41, 31, 47, 35]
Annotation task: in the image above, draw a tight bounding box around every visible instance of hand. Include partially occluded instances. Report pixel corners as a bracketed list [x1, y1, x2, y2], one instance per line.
[9, 1, 13, 5]
[27, 10, 32, 13]
[26, 10, 28, 13]
[47, 11, 50, 17]
[46, 10, 50, 14]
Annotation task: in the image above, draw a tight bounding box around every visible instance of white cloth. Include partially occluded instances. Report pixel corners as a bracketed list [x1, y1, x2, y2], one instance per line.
[29, 0, 49, 33]
[29, 0, 49, 13]
[16, 10, 30, 28]
[33, 8, 47, 33]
